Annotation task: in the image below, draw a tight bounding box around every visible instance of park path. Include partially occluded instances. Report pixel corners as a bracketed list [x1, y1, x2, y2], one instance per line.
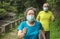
[0, 28, 18, 39]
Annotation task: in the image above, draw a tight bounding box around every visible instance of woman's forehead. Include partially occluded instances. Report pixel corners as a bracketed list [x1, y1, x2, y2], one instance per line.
[27, 10, 35, 14]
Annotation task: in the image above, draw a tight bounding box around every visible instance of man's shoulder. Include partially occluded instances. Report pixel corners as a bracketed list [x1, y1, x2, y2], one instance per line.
[38, 11, 44, 14]
[39, 10, 52, 13]
[48, 11, 53, 15]
[48, 10, 52, 13]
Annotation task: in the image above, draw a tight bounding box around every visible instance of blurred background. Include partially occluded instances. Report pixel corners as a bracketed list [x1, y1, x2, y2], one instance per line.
[0, 0, 60, 39]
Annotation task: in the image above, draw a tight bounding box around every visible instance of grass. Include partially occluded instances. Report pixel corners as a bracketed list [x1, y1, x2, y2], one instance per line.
[50, 18, 60, 39]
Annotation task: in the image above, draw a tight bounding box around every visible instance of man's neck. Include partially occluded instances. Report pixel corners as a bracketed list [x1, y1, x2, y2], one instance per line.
[44, 10, 48, 13]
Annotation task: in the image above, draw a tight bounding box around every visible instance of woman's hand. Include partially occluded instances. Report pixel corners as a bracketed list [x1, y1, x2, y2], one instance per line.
[18, 28, 27, 39]
[23, 28, 27, 34]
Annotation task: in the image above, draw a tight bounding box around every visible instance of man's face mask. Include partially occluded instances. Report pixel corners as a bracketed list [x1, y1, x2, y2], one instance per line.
[26, 15, 35, 22]
[43, 7, 48, 11]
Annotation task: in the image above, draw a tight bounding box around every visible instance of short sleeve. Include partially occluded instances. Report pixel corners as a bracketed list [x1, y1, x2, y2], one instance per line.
[17, 22, 24, 31]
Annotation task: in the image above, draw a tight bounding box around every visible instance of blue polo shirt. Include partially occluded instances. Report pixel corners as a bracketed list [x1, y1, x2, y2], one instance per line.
[18, 21, 43, 39]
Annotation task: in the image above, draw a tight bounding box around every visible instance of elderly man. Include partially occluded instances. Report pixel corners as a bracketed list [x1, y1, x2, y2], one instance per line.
[36, 3, 55, 39]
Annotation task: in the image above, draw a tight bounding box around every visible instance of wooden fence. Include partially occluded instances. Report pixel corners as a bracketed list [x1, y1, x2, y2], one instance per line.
[0, 18, 23, 35]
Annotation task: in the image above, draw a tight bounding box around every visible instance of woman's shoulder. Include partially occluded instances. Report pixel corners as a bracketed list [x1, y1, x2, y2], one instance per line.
[20, 21, 26, 24]
[35, 21, 41, 25]
[35, 21, 42, 28]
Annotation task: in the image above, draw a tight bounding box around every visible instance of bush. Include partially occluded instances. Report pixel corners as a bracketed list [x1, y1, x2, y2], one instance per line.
[7, 6, 17, 13]
[0, 8, 7, 17]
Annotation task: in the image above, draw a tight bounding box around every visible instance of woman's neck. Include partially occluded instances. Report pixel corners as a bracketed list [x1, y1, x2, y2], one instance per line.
[27, 21, 35, 26]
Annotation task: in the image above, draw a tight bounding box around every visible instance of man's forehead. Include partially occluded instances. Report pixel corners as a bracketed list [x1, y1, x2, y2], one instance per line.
[43, 3, 49, 6]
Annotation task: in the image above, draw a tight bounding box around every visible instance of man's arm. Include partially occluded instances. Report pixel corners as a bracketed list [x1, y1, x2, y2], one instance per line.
[51, 13, 55, 22]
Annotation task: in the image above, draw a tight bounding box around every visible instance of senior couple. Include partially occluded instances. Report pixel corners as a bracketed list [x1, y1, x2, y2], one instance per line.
[17, 3, 55, 39]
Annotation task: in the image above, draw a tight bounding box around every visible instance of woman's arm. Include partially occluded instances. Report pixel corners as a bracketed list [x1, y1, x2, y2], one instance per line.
[40, 30, 46, 39]
[18, 28, 27, 39]
[18, 30, 25, 39]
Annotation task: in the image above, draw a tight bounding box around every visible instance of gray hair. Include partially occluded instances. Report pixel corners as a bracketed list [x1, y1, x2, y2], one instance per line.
[24, 7, 37, 16]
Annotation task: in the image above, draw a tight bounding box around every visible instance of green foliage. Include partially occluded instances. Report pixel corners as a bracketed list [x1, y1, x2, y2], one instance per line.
[50, 18, 60, 39]
[47, 0, 60, 39]
[0, 1, 17, 18]
[7, 6, 17, 13]
[0, 0, 46, 18]
[0, 8, 7, 17]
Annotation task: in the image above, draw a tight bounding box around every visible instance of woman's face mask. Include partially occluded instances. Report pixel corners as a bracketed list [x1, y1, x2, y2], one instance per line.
[26, 15, 35, 22]
[26, 10, 35, 22]
[43, 7, 48, 11]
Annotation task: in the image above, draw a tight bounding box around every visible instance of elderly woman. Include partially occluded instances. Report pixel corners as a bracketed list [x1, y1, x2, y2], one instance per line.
[17, 7, 46, 39]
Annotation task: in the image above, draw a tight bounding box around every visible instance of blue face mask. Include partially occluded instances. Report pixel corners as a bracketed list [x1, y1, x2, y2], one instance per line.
[43, 7, 48, 11]
[26, 15, 35, 22]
